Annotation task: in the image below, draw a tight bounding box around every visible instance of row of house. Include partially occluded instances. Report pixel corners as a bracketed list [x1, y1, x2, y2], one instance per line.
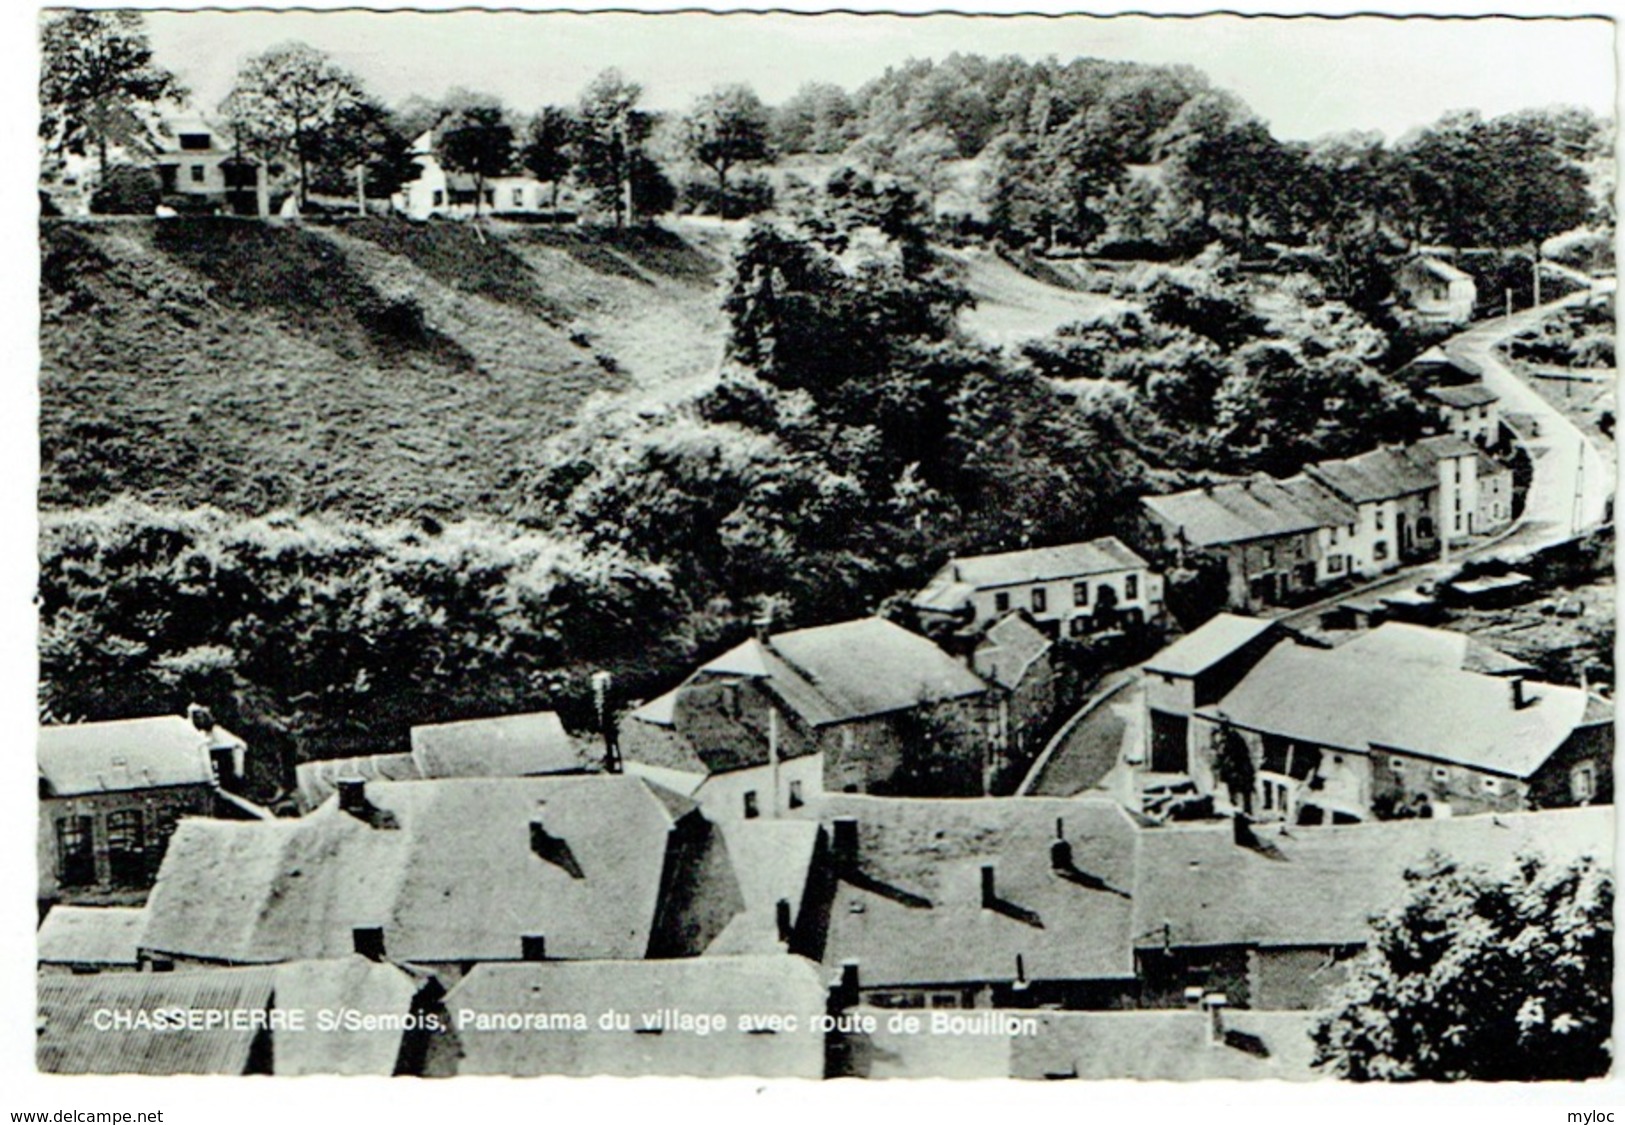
[1141, 434, 1513, 612]
[1139, 615, 1611, 824]
[37, 768, 1611, 1075]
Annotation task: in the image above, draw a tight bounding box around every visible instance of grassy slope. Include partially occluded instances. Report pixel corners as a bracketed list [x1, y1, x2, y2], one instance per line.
[41, 213, 1114, 520]
[40, 217, 729, 519]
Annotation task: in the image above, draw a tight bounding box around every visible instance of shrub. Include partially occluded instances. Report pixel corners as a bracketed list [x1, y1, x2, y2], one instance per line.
[90, 164, 160, 215]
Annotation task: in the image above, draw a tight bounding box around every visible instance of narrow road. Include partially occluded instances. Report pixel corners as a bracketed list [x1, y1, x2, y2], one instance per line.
[1024, 281, 1617, 797]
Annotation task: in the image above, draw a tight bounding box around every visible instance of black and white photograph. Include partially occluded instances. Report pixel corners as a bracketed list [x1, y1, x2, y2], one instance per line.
[18, 0, 1619, 1104]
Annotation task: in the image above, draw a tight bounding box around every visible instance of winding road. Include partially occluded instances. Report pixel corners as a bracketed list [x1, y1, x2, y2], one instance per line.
[1021, 280, 1616, 797]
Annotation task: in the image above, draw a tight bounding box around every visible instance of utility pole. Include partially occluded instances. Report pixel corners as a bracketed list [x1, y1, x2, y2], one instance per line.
[591, 670, 619, 773]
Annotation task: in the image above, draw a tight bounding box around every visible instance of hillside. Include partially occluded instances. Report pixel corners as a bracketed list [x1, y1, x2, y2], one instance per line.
[40, 217, 730, 519]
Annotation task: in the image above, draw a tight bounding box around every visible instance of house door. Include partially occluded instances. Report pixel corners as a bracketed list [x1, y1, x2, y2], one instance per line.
[1149, 710, 1190, 774]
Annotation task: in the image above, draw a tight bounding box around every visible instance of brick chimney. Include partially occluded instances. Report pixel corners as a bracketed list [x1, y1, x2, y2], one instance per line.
[521, 934, 547, 962]
[831, 817, 858, 872]
[1050, 817, 1072, 872]
[980, 863, 997, 908]
[337, 778, 367, 817]
[1511, 676, 1531, 710]
[353, 926, 385, 961]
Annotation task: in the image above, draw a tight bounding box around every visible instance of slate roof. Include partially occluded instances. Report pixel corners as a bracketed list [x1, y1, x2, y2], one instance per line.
[1402, 345, 1484, 381]
[409, 711, 585, 778]
[1133, 806, 1614, 950]
[39, 715, 242, 797]
[914, 537, 1149, 612]
[1427, 382, 1499, 410]
[623, 618, 992, 778]
[972, 613, 1053, 691]
[1144, 614, 1281, 679]
[443, 956, 828, 1078]
[799, 795, 1140, 987]
[37, 957, 420, 1076]
[1333, 622, 1534, 677]
[1141, 475, 1353, 549]
[1408, 256, 1473, 283]
[37, 906, 146, 967]
[851, 1007, 1318, 1081]
[295, 752, 422, 810]
[1306, 446, 1438, 505]
[1198, 638, 1589, 777]
[141, 776, 698, 963]
[707, 819, 821, 955]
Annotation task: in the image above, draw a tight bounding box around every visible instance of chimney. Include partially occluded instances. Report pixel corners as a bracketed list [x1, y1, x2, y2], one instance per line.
[187, 702, 215, 732]
[337, 778, 367, 816]
[353, 926, 385, 961]
[980, 863, 997, 908]
[1511, 676, 1530, 710]
[834, 960, 861, 1009]
[1202, 992, 1229, 1045]
[1050, 817, 1072, 872]
[831, 817, 859, 872]
[209, 747, 238, 794]
[775, 899, 794, 946]
[521, 934, 547, 962]
[1014, 953, 1027, 986]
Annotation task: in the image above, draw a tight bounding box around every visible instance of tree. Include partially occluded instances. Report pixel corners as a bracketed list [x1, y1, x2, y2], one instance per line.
[219, 42, 370, 209]
[893, 129, 960, 213]
[772, 82, 856, 154]
[1314, 854, 1612, 1081]
[40, 10, 185, 180]
[683, 84, 771, 199]
[520, 106, 575, 209]
[1156, 92, 1294, 254]
[436, 94, 515, 219]
[575, 69, 651, 228]
[1478, 114, 1591, 307]
[311, 95, 411, 210]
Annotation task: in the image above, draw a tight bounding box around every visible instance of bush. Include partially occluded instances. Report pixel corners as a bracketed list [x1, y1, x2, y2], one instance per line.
[681, 174, 775, 220]
[90, 164, 160, 215]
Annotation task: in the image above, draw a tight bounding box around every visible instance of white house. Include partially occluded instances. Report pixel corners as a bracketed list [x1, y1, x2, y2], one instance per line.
[912, 537, 1164, 638]
[1395, 256, 1477, 323]
[1426, 383, 1500, 448]
[151, 117, 269, 217]
[391, 129, 550, 221]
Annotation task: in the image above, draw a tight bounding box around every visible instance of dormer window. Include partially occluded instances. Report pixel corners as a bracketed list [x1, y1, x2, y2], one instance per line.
[178, 133, 212, 151]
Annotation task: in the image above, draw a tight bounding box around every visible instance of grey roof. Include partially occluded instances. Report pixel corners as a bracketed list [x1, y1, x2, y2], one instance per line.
[1142, 475, 1353, 549]
[623, 618, 992, 777]
[854, 1007, 1319, 1080]
[1427, 382, 1499, 409]
[1407, 256, 1474, 283]
[1334, 622, 1534, 677]
[915, 537, 1149, 610]
[1200, 638, 1591, 777]
[1133, 806, 1614, 950]
[37, 957, 420, 1076]
[797, 795, 1141, 987]
[409, 711, 586, 778]
[37, 906, 146, 966]
[39, 715, 241, 796]
[295, 752, 422, 810]
[1144, 614, 1281, 679]
[972, 613, 1053, 691]
[142, 776, 701, 963]
[707, 819, 822, 955]
[1306, 446, 1438, 505]
[443, 956, 829, 1078]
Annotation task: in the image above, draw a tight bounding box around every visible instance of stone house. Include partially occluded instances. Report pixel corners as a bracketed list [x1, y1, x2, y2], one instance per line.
[1394, 255, 1478, 323]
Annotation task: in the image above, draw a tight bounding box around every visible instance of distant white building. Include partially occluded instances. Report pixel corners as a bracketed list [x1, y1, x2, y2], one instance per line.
[1426, 382, 1501, 448]
[391, 129, 551, 221]
[151, 117, 269, 217]
[1395, 256, 1477, 323]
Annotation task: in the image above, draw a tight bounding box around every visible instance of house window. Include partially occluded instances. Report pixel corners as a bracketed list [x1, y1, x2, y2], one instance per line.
[1073, 581, 1089, 607]
[1572, 761, 1597, 802]
[1454, 514, 1462, 532]
[994, 592, 1010, 613]
[1481, 777, 1501, 796]
[1347, 523, 1356, 538]
[1432, 766, 1450, 783]
[1375, 508, 1385, 531]
[484, 189, 495, 205]
[55, 815, 95, 887]
[788, 780, 804, 809]
[1262, 546, 1275, 568]
[743, 790, 760, 819]
[105, 809, 146, 885]
[178, 133, 212, 151]
[1031, 587, 1047, 614]
[1069, 616, 1088, 638]
[1124, 574, 1139, 600]
[432, 189, 445, 206]
[513, 188, 524, 206]
[189, 164, 205, 184]
[1374, 541, 1389, 562]
[1389, 756, 1406, 773]
[1328, 554, 1345, 574]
